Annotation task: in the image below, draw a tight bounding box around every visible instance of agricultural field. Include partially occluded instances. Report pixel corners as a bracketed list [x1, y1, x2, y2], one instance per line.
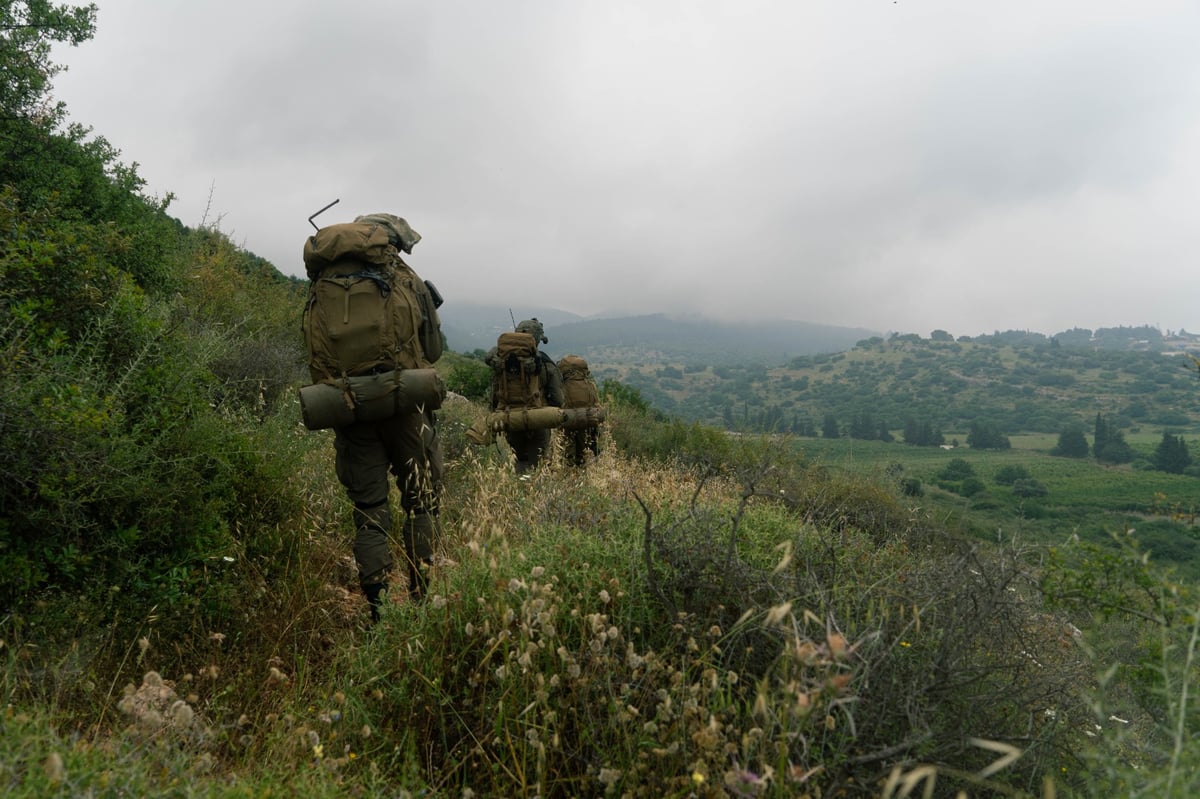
[787, 434, 1200, 582]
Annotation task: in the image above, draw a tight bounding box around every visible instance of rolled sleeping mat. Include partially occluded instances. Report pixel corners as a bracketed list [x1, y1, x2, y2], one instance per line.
[559, 406, 606, 430]
[466, 406, 606, 446]
[299, 368, 446, 430]
[485, 405, 606, 432]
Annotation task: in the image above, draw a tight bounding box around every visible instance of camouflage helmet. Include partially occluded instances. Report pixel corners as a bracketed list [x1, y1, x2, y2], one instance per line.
[354, 213, 421, 254]
[516, 318, 548, 344]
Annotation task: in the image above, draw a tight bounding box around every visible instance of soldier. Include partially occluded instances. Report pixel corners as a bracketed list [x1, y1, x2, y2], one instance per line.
[302, 212, 446, 621]
[485, 317, 564, 475]
[557, 354, 602, 466]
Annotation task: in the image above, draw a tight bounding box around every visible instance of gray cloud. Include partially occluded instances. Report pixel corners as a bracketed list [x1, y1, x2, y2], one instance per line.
[50, 0, 1200, 337]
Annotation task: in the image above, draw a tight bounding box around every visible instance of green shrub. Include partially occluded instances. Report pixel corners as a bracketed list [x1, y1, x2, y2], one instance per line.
[1012, 478, 1049, 497]
[959, 476, 987, 497]
[441, 352, 492, 402]
[994, 464, 1032, 485]
[938, 457, 976, 481]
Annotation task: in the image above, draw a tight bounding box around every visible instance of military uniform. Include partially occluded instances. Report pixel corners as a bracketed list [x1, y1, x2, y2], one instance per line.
[314, 213, 445, 619]
[486, 318, 564, 474]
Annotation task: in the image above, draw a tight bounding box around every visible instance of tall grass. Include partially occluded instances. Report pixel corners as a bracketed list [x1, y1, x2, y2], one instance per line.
[8, 394, 1146, 797]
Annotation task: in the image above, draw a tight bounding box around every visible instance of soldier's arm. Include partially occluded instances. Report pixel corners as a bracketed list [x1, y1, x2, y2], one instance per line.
[413, 273, 445, 364]
[542, 354, 565, 407]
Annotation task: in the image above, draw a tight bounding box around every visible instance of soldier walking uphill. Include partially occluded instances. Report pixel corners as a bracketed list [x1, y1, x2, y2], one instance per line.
[485, 318, 564, 475]
[301, 212, 446, 622]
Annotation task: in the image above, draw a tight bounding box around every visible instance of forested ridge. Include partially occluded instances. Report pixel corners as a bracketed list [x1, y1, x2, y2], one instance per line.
[4, 5, 1200, 797]
[602, 329, 1200, 439]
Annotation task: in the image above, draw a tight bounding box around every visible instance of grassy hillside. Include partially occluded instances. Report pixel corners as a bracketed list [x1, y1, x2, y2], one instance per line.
[4, 393, 1199, 796]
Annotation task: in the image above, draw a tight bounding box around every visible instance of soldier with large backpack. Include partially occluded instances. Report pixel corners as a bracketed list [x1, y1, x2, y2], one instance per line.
[557, 354, 602, 466]
[485, 318, 564, 475]
[301, 211, 446, 621]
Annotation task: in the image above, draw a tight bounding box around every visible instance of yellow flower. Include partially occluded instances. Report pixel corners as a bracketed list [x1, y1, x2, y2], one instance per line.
[900, 641, 911, 647]
[313, 744, 324, 759]
[692, 771, 706, 785]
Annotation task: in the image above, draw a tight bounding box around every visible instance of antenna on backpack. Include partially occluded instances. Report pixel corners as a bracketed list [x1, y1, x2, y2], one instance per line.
[509, 308, 517, 330]
[308, 198, 340, 230]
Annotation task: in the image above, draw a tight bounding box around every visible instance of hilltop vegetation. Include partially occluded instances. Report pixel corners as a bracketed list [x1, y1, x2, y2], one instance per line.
[601, 329, 1200, 439]
[4, 4, 1200, 796]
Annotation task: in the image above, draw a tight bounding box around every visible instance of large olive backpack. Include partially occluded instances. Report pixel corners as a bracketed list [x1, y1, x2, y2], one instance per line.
[557, 354, 599, 409]
[301, 221, 433, 383]
[491, 331, 544, 410]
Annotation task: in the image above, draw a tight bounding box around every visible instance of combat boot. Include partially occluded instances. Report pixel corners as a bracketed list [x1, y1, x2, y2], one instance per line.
[362, 581, 388, 623]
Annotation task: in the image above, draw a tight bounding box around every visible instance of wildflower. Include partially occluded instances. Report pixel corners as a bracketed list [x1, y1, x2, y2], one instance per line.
[313, 743, 324, 759]
[169, 701, 195, 728]
[900, 641, 911, 648]
[765, 602, 792, 626]
[692, 771, 706, 785]
[599, 589, 611, 605]
[43, 752, 65, 784]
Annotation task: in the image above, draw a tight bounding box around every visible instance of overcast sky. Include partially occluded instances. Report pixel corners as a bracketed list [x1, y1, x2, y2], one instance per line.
[50, 0, 1200, 337]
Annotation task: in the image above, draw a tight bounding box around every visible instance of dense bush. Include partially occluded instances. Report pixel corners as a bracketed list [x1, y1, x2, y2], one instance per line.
[938, 457, 976, 481]
[1012, 478, 1050, 497]
[994, 464, 1033, 485]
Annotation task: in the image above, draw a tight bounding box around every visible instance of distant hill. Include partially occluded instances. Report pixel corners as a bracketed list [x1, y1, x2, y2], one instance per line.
[440, 303, 585, 354]
[600, 328, 1200, 436]
[440, 304, 878, 366]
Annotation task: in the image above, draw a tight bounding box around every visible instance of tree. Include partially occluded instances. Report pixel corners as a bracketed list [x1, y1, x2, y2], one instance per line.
[903, 417, 944, 447]
[967, 420, 1011, 450]
[1050, 423, 1089, 458]
[848, 412, 875, 440]
[1, 1, 97, 120]
[822, 413, 840, 439]
[1152, 431, 1192, 474]
[1093, 413, 1135, 464]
